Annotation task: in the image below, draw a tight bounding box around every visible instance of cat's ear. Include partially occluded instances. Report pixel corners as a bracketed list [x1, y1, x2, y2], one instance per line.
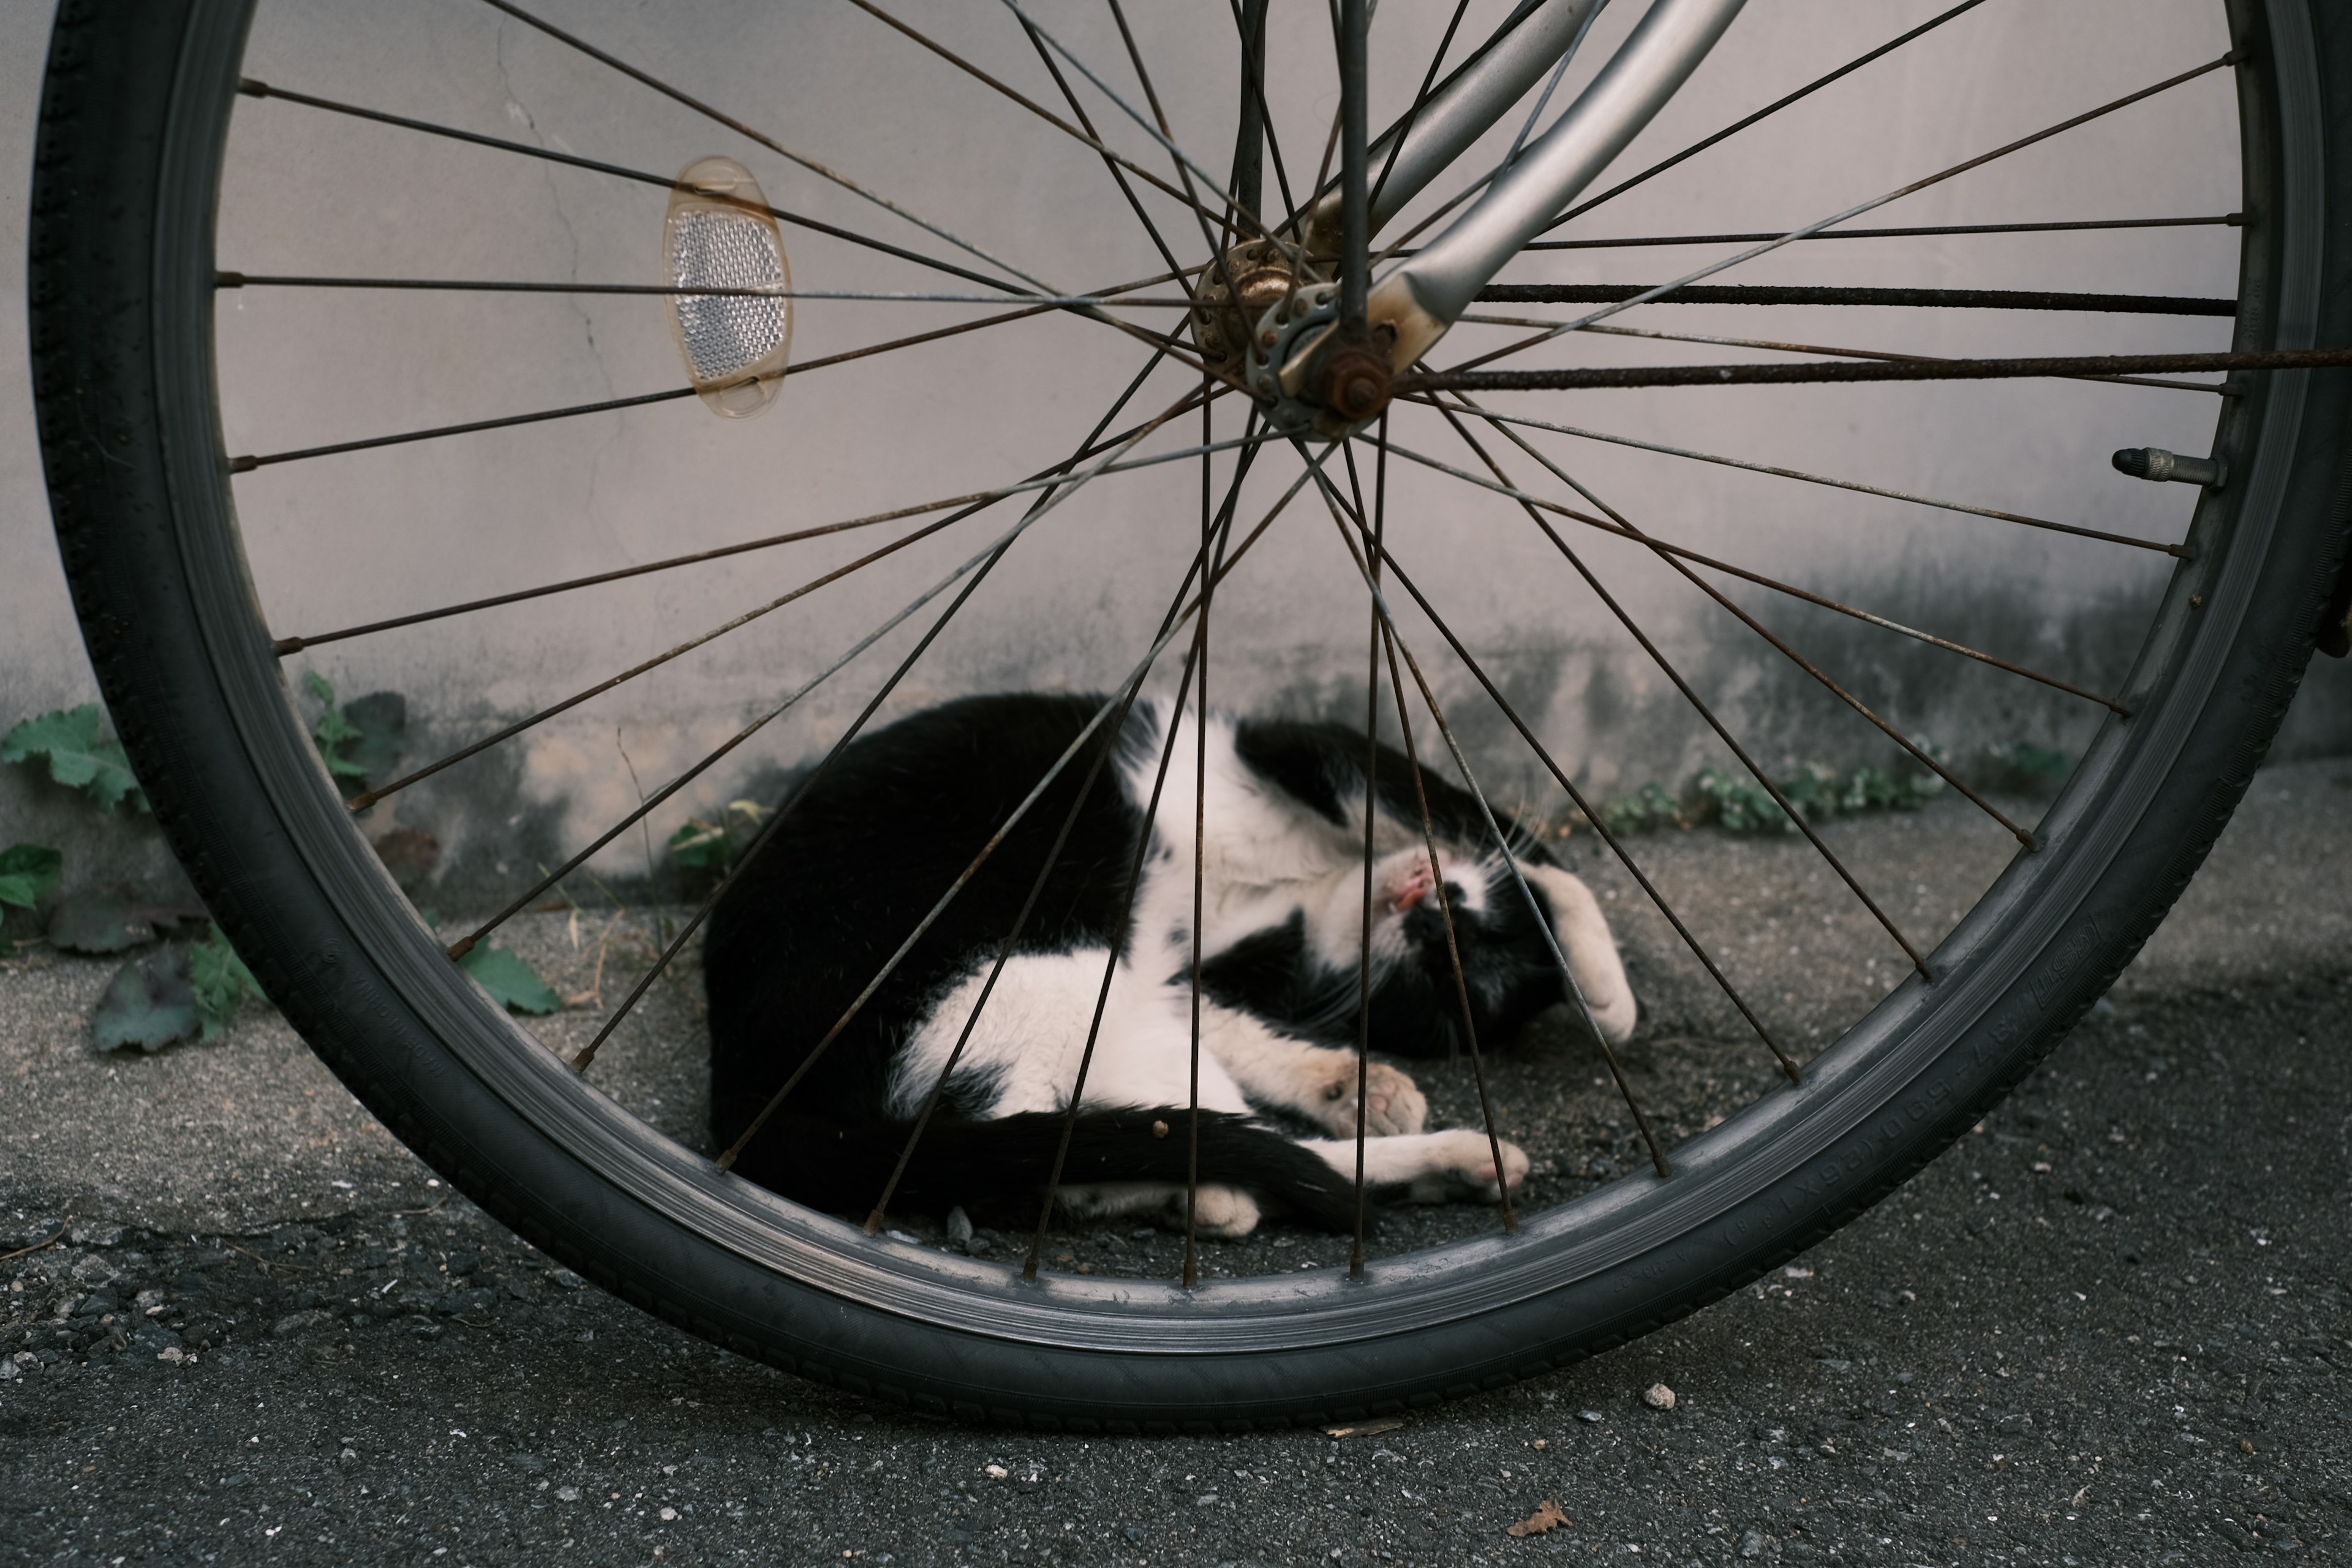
[1517, 862, 1637, 1045]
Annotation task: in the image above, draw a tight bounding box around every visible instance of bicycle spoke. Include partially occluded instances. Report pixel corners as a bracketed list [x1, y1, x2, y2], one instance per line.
[1227, 0, 1302, 238]
[221, 274, 1188, 307]
[1524, 213, 2245, 252]
[1101, 0, 1240, 282]
[229, 385, 695, 473]
[1181, 390, 1217, 1292]
[1479, 318, 2229, 396]
[1472, 284, 2234, 317]
[349, 384, 1216, 814]
[1436, 52, 2239, 376]
[1439, 398, 2038, 846]
[1002, 0, 1291, 260]
[864, 425, 1262, 1235]
[1370, 573, 1526, 1226]
[716, 450, 1281, 1170]
[1412, 346, 2349, 393]
[270, 384, 1206, 654]
[1013, 454, 1327, 1280]
[1368, 428, 2132, 714]
[1398, 405, 2188, 558]
[1302, 454, 1674, 1180]
[236, 79, 1035, 301]
[1368, 541, 1804, 1089]
[576, 388, 1225, 1077]
[1340, 436, 1379, 1278]
[451, 350, 1182, 963]
[1542, 0, 1992, 235]
[1363, 0, 1471, 231]
[845, 0, 1232, 243]
[1015, 9, 1189, 286]
[479, 0, 1078, 307]
[1418, 406, 1936, 978]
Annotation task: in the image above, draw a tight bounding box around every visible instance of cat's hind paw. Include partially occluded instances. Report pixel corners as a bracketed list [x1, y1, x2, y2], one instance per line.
[1396, 1129, 1528, 1205]
[1176, 1183, 1262, 1238]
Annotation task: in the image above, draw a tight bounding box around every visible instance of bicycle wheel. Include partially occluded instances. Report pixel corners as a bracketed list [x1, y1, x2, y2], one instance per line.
[29, 0, 2352, 1428]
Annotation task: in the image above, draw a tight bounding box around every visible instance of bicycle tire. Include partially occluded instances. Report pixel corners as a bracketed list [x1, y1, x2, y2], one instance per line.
[28, 0, 2352, 1429]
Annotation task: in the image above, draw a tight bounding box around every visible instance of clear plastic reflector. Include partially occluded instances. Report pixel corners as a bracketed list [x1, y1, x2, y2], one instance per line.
[664, 156, 792, 418]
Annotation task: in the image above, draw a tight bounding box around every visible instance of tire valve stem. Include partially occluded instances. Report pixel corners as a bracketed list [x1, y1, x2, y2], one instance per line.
[2113, 447, 2226, 489]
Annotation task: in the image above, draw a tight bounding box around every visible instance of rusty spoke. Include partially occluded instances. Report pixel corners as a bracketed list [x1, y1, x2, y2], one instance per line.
[1340, 437, 1381, 1277]
[1300, 450, 1675, 1180]
[343, 394, 1230, 815]
[1543, 0, 1992, 235]
[1003, 0, 1295, 262]
[448, 349, 1178, 965]
[597, 406, 1263, 1087]
[238, 78, 1033, 301]
[1525, 213, 2245, 253]
[1015, 6, 1189, 284]
[1390, 402, 2183, 558]
[1433, 53, 2238, 379]
[844, 0, 1252, 253]
[1020, 451, 1327, 1281]
[864, 418, 1264, 1234]
[477, 0, 1085, 307]
[273, 403, 1218, 654]
[1440, 396, 2039, 846]
[719, 432, 1287, 1172]
[221, 273, 1191, 307]
[1417, 407, 1936, 978]
[1450, 318, 2227, 396]
[1374, 428, 2136, 715]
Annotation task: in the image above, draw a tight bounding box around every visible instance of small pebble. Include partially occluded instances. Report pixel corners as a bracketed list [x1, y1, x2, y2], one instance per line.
[1739, 1528, 1766, 1558]
[1643, 1383, 1676, 1411]
[1576, 1409, 1602, 1424]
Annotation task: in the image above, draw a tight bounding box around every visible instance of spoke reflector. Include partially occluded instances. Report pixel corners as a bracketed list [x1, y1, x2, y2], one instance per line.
[665, 157, 792, 417]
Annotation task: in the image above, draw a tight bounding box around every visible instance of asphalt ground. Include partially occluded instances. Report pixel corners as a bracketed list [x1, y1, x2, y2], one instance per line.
[2, 761, 2348, 1566]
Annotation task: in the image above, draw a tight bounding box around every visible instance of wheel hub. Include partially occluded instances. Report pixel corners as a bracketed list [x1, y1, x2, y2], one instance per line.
[1191, 241, 1393, 437]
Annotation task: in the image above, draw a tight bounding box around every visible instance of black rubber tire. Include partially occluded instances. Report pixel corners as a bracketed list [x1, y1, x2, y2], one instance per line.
[30, 0, 2352, 1430]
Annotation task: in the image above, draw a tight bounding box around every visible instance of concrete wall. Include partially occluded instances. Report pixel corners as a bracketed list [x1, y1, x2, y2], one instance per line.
[6, 0, 2350, 910]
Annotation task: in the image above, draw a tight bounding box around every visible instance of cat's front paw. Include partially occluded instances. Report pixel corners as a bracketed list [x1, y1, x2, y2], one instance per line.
[1400, 1129, 1529, 1205]
[1316, 1059, 1427, 1138]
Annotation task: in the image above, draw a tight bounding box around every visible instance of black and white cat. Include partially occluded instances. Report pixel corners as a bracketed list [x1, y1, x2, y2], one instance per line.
[704, 692, 1635, 1237]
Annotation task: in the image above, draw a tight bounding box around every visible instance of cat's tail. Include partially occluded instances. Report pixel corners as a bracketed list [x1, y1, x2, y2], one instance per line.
[722, 1107, 1360, 1231]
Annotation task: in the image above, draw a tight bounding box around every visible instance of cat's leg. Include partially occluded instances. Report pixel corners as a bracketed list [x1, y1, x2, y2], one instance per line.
[1518, 860, 1638, 1044]
[1298, 1129, 1530, 1205]
[1200, 1001, 1428, 1138]
[1052, 1180, 1262, 1238]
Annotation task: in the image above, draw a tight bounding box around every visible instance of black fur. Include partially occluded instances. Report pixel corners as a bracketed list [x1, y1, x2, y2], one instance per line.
[705, 693, 1582, 1229]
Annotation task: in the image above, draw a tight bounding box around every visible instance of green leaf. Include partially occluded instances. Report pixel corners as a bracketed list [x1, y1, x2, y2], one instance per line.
[0, 843, 64, 910]
[92, 949, 200, 1053]
[339, 691, 409, 783]
[666, 820, 734, 871]
[459, 943, 560, 1016]
[1696, 767, 1793, 835]
[189, 923, 266, 1041]
[2, 706, 147, 813]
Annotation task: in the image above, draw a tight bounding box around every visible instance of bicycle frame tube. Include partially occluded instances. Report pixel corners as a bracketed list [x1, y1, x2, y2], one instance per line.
[1367, 0, 1748, 370]
[1303, 0, 1611, 254]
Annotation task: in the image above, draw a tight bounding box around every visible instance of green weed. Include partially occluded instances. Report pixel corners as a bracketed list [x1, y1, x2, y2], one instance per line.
[2, 704, 146, 813]
[300, 671, 408, 800]
[666, 799, 774, 875]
